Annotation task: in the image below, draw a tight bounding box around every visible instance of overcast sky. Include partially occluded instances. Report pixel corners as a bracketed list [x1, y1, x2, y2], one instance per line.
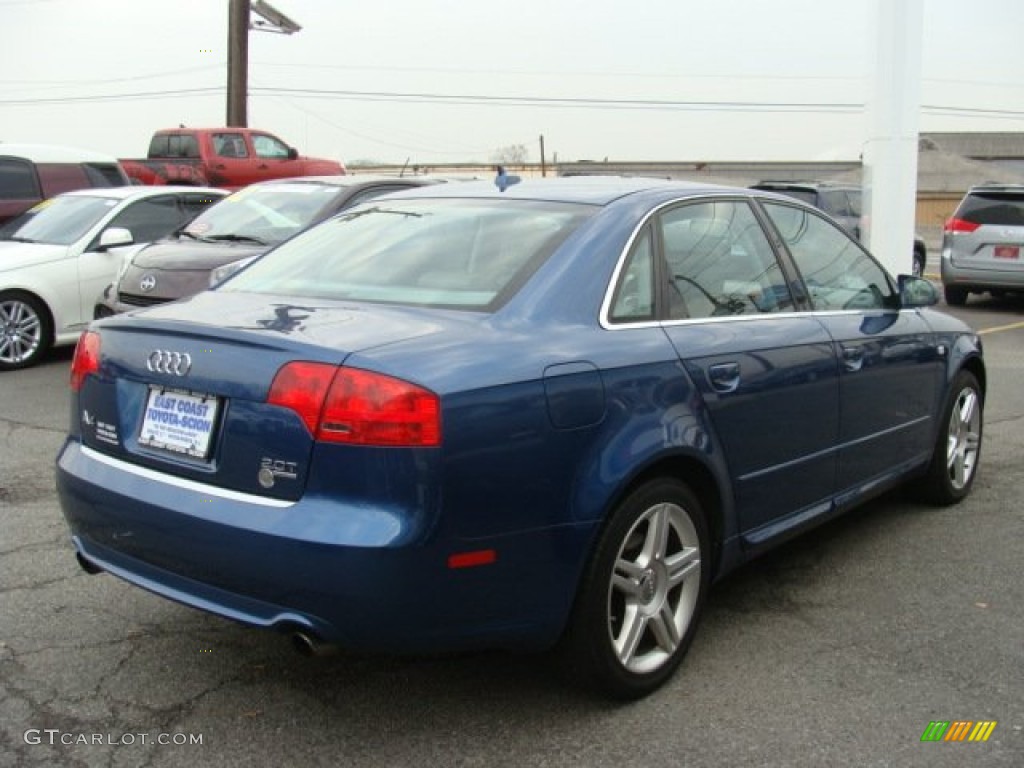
[1, 0, 1021, 166]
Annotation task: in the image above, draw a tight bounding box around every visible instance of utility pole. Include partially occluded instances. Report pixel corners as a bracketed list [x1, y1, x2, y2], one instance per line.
[226, 0, 302, 128]
[226, 0, 250, 126]
[539, 134, 546, 177]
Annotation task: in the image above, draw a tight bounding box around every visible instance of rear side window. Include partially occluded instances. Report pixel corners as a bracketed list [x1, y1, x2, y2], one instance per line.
[956, 192, 1024, 226]
[0, 158, 40, 199]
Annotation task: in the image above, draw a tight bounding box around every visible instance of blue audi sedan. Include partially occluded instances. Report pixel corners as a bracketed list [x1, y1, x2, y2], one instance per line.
[57, 177, 984, 699]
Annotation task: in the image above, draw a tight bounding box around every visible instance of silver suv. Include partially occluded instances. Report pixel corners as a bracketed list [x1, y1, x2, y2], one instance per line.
[941, 184, 1024, 305]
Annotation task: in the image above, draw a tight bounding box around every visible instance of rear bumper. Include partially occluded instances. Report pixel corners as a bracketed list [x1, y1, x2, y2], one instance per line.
[941, 257, 1024, 291]
[56, 439, 585, 653]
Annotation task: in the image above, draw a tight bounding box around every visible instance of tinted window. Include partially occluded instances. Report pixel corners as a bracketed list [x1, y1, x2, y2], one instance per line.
[147, 134, 170, 157]
[169, 134, 200, 158]
[105, 196, 184, 243]
[609, 226, 655, 322]
[180, 193, 221, 222]
[221, 199, 591, 310]
[82, 163, 128, 186]
[0, 158, 40, 199]
[763, 202, 896, 311]
[213, 133, 248, 158]
[662, 200, 794, 319]
[956, 192, 1024, 226]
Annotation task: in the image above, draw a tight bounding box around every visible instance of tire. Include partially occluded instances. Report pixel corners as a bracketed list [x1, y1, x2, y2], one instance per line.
[563, 478, 710, 699]
[943, 285, 969, 306]
[913, 250, 926, 278]
[916, 370, 983, 506]
[0, 291, 52, 371]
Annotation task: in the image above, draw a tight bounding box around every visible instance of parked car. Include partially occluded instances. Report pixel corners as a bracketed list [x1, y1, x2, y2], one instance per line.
[119, 127, 344, 189]
[0, 143, 129, 226]
[940, 183, 1024, 305]
[0, 186, 225, 370]
[94, 175, 445, 317]
[57, 177, 984, 699]
[750, 180, 928, 277]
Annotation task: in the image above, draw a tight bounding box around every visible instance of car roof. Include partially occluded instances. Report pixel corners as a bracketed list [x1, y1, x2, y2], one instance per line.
[254, 174, 443, 189]
[966, 183, 1024, 194]
[371, 175, 739, 206]
[57, 185, 226, 201]
[0, 143, 121, 164]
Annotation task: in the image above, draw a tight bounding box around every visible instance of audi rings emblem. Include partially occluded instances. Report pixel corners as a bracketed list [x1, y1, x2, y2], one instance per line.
[139, 274, 157, 292]
[146, 350, 192, 376]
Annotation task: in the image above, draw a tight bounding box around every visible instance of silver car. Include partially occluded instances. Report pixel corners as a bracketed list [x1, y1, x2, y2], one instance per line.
[941, 183, 1024, 305]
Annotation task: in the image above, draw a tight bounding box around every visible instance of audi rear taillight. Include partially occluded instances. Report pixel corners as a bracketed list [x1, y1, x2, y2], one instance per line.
[944, 218, 981, 234]
[70, 331, 101, 392]
[268, 362, 441, 447]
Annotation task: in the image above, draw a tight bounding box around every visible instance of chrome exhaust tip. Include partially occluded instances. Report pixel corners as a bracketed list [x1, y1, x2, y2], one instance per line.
[291, 631, 339, 657]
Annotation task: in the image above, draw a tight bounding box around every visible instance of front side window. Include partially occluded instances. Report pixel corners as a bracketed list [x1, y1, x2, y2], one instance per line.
[762, 202, 896, 311]
[221, 199, 592, 311]
[103, 196, 183, 244]
[662, 200, 794, 320]
[252, 134, 291, 159]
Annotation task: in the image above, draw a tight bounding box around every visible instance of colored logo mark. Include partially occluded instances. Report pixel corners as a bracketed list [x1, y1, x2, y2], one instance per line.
[921, 720, 997, 742]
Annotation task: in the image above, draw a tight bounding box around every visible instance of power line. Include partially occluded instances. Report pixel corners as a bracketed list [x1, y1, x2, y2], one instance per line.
[2, 85, 1021, 121]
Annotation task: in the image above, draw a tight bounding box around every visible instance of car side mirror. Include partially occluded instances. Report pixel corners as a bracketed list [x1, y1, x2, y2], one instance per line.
[898, 275, 938, 308]
[96, 227, 134, 251]
[287, 147, 299, 160]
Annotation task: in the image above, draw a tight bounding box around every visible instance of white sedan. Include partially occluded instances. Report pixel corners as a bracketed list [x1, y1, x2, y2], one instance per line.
[0, 185, 225, 370]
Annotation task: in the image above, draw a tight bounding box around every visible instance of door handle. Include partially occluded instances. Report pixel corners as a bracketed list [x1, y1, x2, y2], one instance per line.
[258, 164, 269, 169]
[707, 362, 741, 393]
[215, 163, 226, 170]
[841, 346, 864, 372]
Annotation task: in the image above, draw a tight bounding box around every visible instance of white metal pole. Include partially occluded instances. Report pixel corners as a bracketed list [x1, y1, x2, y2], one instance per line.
[862, 0, 923, 277]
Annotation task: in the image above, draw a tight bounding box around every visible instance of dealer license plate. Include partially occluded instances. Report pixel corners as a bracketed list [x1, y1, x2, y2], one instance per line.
[993, 245, 1019, 260]
[138, 387, 220, 459]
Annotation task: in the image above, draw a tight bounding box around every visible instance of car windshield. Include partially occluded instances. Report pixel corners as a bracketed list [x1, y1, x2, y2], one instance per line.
[183, 183, 342, 243]
[0, 195, 119, 245]
[220, 199, 592, 310]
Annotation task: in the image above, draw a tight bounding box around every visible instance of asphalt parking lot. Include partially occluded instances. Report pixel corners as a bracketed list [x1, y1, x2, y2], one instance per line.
[2, 294, 1022, 767]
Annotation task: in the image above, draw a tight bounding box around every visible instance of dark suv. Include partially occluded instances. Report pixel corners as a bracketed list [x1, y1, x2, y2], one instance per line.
[0, 144, 129, 225]
[941, 183, 1024, 305]
[751, 180, 927, 277]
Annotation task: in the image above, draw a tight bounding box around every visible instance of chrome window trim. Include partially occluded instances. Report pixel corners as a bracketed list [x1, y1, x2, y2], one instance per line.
[81, 446, 295, 509]
[601, 193, 745, 330]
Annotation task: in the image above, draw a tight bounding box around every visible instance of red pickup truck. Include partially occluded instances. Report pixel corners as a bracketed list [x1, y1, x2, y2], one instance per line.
[120, 128, 345, 189]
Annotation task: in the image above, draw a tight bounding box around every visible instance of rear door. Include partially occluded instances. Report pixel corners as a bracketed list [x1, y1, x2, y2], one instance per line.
[644, 199, 841, 544]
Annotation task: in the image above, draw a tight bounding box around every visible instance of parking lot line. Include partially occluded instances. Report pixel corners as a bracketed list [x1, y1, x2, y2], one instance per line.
[977, 320, 1024, 336]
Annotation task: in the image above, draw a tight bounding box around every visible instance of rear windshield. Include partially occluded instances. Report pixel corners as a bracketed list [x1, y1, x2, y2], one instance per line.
[83, 162, 129, 187]
[756, 187, 817, 206]
[220, 198, 592, 310]
[956, 191, 1024, 226]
